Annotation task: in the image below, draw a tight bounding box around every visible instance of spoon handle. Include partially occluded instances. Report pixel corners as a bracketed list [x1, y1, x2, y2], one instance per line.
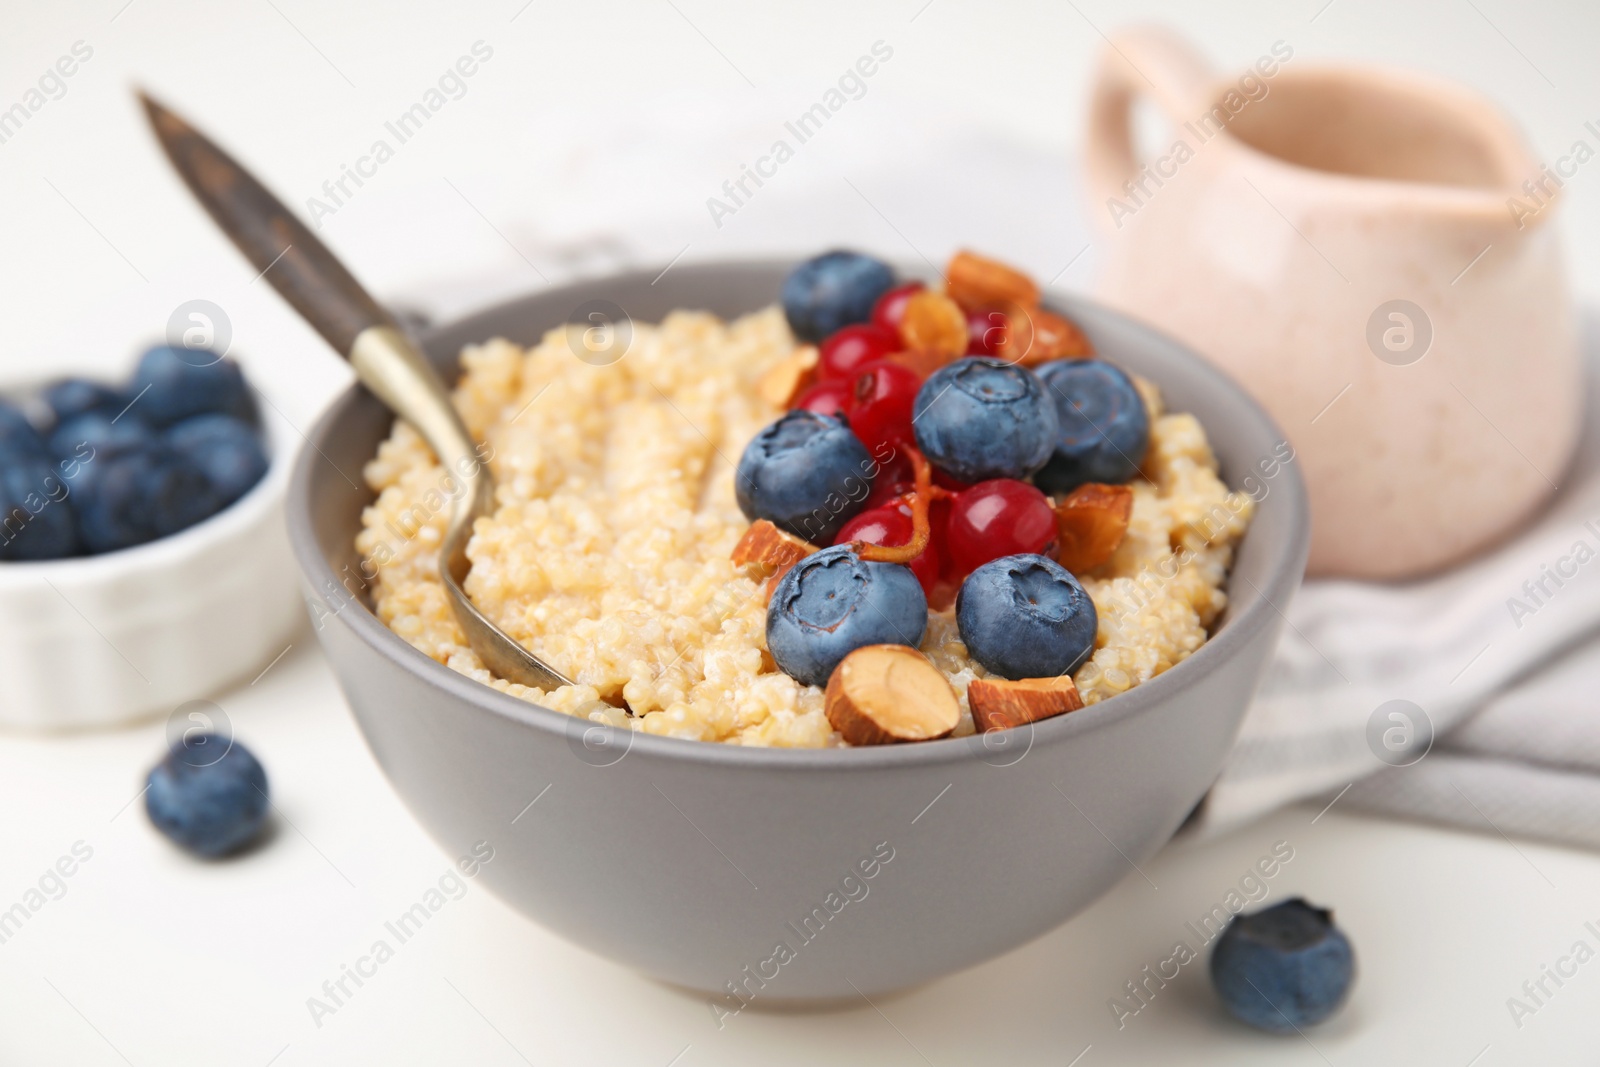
[142, 92, 575, 692]
[140, 94, 478, 491]
[140, 93, 393, 355]
[139, 93, 482, 519]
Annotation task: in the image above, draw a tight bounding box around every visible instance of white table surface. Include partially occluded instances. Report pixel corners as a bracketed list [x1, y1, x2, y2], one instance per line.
[6, 647, 1600, 1066]
[4, 1, 1600, 1062]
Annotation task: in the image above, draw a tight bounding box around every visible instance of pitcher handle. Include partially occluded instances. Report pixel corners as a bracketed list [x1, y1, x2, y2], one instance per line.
[1083, 28, 1218, 235]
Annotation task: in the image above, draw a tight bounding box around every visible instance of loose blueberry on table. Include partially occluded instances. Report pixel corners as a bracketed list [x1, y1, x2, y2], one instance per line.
[0, 345, 270, 561]
[1209, 898, 1355, 1032]
[145, 733, 271, 858]
[734, 248, 1159, 743]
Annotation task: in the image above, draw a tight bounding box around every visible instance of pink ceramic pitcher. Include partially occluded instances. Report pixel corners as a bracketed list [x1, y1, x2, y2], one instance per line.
[1084, 28, 1580, 580]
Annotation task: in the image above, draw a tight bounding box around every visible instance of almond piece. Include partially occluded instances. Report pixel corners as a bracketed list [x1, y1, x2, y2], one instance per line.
[763, 561, 798, 600]
[968, 675, 1084, 733]
[732, 520, 816, 581]
[825, 644, 961, 745]
[900, 290, 969, 360]
[1054, 483, 1133, 574]
[946, 249, 1040, 310]
[756, 346, 819, 409]
[995, 304, 1094, 365]
[1028, 306, 1093, 359]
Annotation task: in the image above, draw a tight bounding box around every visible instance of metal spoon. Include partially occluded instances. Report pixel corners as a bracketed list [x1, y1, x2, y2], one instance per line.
[140, 93, 573, 692]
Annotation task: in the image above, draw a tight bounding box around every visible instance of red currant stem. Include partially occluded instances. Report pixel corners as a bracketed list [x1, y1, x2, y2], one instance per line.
[853, 446, 932, 565]
[883, 483, 951, 511]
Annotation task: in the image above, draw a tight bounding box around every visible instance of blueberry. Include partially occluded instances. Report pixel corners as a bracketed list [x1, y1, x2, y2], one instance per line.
[165, 414, 269, 506]
[47, 411, 152, 461]
[50, 414, 152, 520]
[145, 734, 270, 857]
[781, 251, 896, 343]
[736, 410, 876, 544]
[0, 458, 81, 560]
[956, 553, 1097, 680]
[40, 377, 127, 427]
[129, 346, 256, 427]
[0, 399, 50, 460]
[1210, 898, 1355, 1032]
[767, 545, 928, 687]
[1033, 359, 1149, 495]
[74, 444, 226, 553]
[912, 358, 1059, 483]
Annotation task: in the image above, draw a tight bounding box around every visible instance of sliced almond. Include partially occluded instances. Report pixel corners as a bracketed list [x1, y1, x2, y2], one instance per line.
[763, 561, 798, 601]
[1054, 482, 1134, 574]
[900, 290, 969, 360]
[968, 675, 1084, 733]
[825, 644, 961, 745]
[732, 520, 817, 581]
[1032, 307, 1093, 359]
[995, 304, 1094, 365]
[756, 346, 820, 409]
[946, 249, 1040, 310]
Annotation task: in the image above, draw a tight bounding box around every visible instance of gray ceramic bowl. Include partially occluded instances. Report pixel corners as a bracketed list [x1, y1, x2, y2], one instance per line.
[288, 262, 1308, 1005]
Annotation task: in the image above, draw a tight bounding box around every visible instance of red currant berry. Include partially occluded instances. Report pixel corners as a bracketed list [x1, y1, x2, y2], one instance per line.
[965, 308, 1008, 356]
[792, 378, 853, 418]
[871, 281, 926, 341]
[931, 496, 957, 580]
[834, 504, 940, 594]
[849, 359, 922, 456]
[932, 467, 971, 493]
[863, 450, 915, 509]
[818, 323, 900, 383]
[946, 479, 1057, 577]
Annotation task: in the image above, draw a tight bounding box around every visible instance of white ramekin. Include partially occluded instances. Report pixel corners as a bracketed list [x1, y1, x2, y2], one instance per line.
[0, 416, 303, 730]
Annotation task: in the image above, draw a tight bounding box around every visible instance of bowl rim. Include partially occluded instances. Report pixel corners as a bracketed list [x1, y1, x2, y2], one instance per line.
[0, 410, 293, 589]
[287, 259, 1308, 771]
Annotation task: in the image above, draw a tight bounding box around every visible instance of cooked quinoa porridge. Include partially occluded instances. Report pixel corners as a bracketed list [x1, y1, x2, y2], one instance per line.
[356, 303, 1255, 747]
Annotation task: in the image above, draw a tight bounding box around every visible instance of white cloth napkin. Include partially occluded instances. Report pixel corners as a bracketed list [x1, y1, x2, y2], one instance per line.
[1191, 312, 1600, 848]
